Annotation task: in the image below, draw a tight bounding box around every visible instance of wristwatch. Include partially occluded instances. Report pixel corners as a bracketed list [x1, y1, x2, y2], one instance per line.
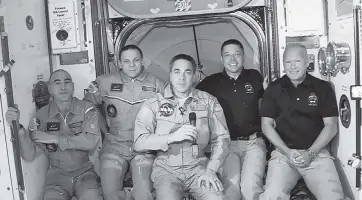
[307, 149, 317, 158]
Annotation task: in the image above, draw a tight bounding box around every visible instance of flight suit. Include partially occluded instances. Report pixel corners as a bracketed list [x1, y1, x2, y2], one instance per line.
[84, 70, 165, 200]
[134, 84, 230, 200]
[30, 97, 102, 200]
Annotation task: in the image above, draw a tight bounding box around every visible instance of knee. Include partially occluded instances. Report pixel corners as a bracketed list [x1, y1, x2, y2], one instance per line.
[78, 189, 103, 200]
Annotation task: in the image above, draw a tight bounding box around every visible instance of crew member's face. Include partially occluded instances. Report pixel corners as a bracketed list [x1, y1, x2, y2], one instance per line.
[120, 49, 144, 78]
[221, 44, 244, 74]
[283, 48, 309, 81]
[49, 71, 74, 102]
[170, 59, 195, 94]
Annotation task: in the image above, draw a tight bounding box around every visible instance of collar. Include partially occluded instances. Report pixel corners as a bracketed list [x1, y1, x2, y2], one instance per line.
[119, 67, 147, 83]
[281, 73, 312, 88]
[48, 97, 81, 118]
[221, 69, 245, 80]
[163, 83, 198, 100]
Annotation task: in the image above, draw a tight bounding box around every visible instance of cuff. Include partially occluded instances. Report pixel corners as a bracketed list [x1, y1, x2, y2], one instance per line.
[58, 136, 69, 151]
[207, 159, 220, 172]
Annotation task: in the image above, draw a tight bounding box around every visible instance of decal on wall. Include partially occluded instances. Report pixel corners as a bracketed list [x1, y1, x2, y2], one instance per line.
[25, 15, 34, 30]
[339, 95, 351, 128]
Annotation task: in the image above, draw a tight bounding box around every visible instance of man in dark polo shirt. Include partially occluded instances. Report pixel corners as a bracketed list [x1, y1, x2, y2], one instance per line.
[196, 39, 266, 200]
[259, 43, 345, 200]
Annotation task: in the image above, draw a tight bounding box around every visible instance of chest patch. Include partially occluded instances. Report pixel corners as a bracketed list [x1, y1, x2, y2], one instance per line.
[159, 103, 174, 117]
[190, 104, 207, 111]
[142, 86, 157, 92]
[69, 121, 83, 129]
[110, 83, 123, 92]
[245, 82, 254, 94]
[308, 92, 318, 106]
[47, 122, 60, 131]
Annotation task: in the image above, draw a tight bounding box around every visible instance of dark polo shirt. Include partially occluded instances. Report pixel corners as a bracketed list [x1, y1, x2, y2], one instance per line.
[196, 69, 264, 139]
[260, 74, 338, 149]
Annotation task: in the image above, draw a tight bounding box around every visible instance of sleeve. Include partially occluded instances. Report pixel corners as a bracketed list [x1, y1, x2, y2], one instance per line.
[256, 71, 265, 99]
[83, 78, 103, 105]
[259, 84, 278, 118]
[319, 82, 339, 117]
[58, 106, 101, 151]
[133, 100, 169, 152]
[20, 113, 46, 161]
[206, 97, 231, 172]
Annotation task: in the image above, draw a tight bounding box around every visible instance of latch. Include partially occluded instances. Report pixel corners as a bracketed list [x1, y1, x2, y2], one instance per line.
[0, 59, 15, 77]
[348, 153, 361, 169]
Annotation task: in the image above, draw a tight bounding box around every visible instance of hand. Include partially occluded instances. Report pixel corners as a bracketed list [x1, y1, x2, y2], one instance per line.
[29, 118, 40, 132]
[32, 131, 59, 144]
[197, 169, 224, 192]
[5, 106, 20, 124]
[287, 149, 304, 165]
[292, 150, 312, 168]
[167, 125, 197, 144]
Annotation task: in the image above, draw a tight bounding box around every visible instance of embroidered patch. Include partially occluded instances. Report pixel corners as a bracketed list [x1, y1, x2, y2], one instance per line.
[308, 92, 318, 106]
[69, 121, 83, 129]
[159, 103, 174, 117]
[142, 86, 157, 92]
[245, 82, 254, 94]
[107, 104, 118, 117]
[190, 104, 207, 111]
[88, 81, 99, 93]
[110, 83, 123, 92]
[46, 122, 60, 131]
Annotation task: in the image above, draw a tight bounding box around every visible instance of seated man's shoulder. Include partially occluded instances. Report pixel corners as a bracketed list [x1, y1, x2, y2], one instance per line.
[35, 104, 51, 119]
[244, 68, 262, 77]
[73, 98, 97, 114]
[194, 89, 218, 102]
[309, 75, 332, 88]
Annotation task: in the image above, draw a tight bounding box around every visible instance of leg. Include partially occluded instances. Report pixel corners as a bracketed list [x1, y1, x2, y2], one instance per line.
[188, 166, 224, 200]
[219, 152, 241, 200]
[43, 169, 72, 200]
[300, 149, 344, 200]
[74, 169, 103, 200]
[100, 153, 129, 200]
[130, 153, 155, 200]
[239, 138, 267, 200]
[259, 150, 301, 200]
[151, 165, 184, 200]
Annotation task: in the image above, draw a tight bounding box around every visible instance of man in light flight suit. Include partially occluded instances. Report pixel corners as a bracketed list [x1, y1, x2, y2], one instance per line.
[84, 45, 165, 200]
[134, 54, 230, 200]
[6, 69, 103, 200]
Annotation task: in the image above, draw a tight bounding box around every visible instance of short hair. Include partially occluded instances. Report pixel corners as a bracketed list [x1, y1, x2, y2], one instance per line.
[169, 54, 197, 73]
[119, 44, 143, 60]
[48, 69, 72, 83]
[283, 43, 308, 61]
[221, 39, 244, 55]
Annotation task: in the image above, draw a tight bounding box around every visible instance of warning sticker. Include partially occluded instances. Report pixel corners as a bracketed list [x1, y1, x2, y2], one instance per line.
[175, 0, 191, 12]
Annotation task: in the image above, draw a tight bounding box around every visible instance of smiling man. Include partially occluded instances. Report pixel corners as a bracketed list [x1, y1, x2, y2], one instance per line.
[259, 43, 345, 200]
[133, 54, 230, 200]
[84, 45, 165, 200]
[6, 69, 103, 200]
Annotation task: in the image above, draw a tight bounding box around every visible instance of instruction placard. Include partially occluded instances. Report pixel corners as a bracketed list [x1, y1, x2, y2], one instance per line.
[48, 0, 78, 51]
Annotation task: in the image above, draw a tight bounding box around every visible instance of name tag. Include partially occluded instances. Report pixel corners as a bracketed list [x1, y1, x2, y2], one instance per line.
[142, 86, 156, 92]
[47, 122, 60, 131]
[110, 83, 123, 92]
[192, 144, 199, 157]
[69, 121, 83, 129]
[190, 104, 207, 111]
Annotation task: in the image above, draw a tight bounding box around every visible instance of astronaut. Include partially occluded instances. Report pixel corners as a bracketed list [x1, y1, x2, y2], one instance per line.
[6, 69, 103, 200]
[84, 45, 165, 200]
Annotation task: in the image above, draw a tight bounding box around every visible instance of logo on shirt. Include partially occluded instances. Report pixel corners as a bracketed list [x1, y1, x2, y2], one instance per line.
[308, 92, 318, 106]
[245, 82, 254, 94]
[142, 85, 157, 92]
[159, 103, 174, 117]
[46, 122, 60, 131]
[190, 104, 207, 111]
[69, 121, 83, 129]
[107, 104, 118, 117]
[110, 83, 123, 92]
